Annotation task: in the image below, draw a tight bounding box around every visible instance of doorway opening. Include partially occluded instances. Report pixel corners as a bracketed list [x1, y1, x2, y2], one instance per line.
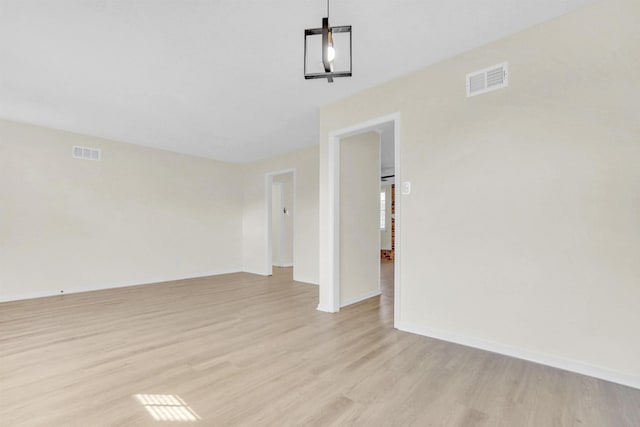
[322, 113, 401, 327]
[265, 170, 295, 277]
[379, 123, 396, 323]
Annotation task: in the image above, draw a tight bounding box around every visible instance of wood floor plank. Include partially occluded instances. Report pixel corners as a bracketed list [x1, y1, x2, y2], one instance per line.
[1, 264, 639, 426]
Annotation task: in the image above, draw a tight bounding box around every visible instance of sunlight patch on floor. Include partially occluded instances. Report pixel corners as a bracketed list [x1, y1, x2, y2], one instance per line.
[134, 394, 200, 422]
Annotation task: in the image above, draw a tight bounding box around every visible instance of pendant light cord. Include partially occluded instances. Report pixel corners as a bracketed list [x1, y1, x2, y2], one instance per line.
[327, 0, 330, 19]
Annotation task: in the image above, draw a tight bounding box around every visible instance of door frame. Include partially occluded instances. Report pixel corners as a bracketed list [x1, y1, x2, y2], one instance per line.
[323, 112, 401, 327]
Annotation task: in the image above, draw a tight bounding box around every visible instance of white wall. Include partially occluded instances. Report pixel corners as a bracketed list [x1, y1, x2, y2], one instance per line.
[0, 119, 243, 301]
[319, 0, 640, 388]
[242, 145, 319, 284]
[340, 132, 381, 306]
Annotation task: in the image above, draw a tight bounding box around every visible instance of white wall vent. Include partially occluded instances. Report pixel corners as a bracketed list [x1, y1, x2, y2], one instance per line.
[72, 146, 101, 161]
[466, 62, 508, 97]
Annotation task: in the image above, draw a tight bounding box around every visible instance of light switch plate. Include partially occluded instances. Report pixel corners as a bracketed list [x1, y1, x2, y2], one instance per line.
[402, 181, 411, 195]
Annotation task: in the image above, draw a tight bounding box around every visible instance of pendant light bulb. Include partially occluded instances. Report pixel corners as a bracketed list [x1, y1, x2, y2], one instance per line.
[327, 45, 336, 62]
[327, 29, 335, 62]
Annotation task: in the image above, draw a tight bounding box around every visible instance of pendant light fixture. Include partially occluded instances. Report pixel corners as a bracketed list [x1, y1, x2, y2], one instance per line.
[304, 0, 352, 82]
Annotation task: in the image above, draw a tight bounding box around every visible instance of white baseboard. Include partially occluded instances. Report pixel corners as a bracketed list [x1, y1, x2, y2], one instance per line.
[316, 304, 338, 313]
[273, 263, 293, 268]
[293, 275, 319, 285]
[397, 321, 640, 390]
[0, 269, 242, 303]
[242, 267, 270, 276]
[341, 290, 382, 308]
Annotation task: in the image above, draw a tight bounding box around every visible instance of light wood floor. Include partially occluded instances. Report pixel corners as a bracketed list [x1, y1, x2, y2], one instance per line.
[1, 263, 639, 426]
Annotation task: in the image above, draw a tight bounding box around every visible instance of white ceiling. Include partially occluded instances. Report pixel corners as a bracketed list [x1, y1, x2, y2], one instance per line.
[0, 0, 594, 163]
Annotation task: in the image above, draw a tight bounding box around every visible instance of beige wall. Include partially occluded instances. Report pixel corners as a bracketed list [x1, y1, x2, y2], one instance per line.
[242, 145, 319, 284]
[340, 132, 381, 306]
[0, 120, 319, 300]
[320, 0, 640, 386]
[0, 119, 243, 301]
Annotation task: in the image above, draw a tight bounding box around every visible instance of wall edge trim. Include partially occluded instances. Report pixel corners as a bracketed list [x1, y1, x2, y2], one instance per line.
[340, 290, 382, 308]
[317, 304, 337, 313]
[293, 275, 319, 285]
[0, 269, 243, 303]
[396, 321, 640, 390]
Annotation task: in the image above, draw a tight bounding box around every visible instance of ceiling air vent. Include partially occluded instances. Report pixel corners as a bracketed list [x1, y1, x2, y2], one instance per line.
[466, 62, 508, 97]
[72, 146, 101, 161]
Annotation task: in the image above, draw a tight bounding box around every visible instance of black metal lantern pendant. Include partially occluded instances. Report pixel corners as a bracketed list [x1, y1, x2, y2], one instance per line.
[304, 0, 352, 82]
